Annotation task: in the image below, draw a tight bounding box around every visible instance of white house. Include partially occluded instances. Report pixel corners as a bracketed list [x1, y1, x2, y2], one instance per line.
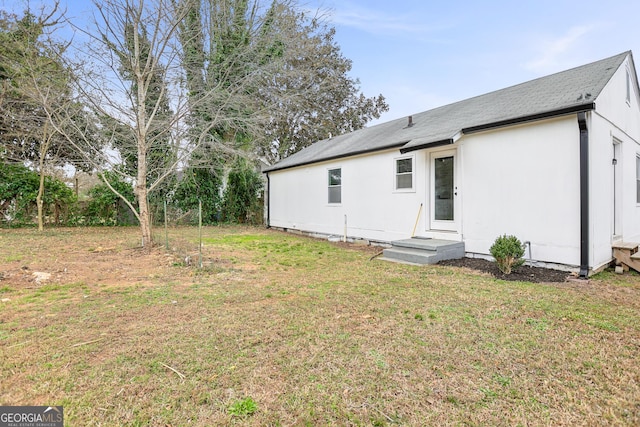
[263, 51, 640, 277]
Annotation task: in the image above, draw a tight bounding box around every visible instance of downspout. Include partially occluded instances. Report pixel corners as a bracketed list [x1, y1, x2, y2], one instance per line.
[265, 172, 271, 228]
[578, 112, 589, 278]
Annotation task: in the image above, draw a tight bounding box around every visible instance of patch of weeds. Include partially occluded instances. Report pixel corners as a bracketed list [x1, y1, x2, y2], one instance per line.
[585, 318, 620, 332]
[528, 397, 549, 410]
[193, 263, 229, 275]
[446, 395, 460, 405]
[480, 387, 498, 401]
[0, 285, 12, 293]
[369, 350, 387, 369]
[566, 310, 624, 332]
[130, 416, 150, 427]
[34, 283, 61, 294]
[493, 374, 511, 387]
[592, 268, 640, 282]
[485, 309, 503, 320]
[414, 313, 424, 321]
[576, 359, 601, 374]
[483, 342, 499, 355]
[463, 312, 479, 325]
[31, 282, 88, 301]
[229, 397, 258, 418]
[140, 286, 175, 304]
[525, 317, 548, 331]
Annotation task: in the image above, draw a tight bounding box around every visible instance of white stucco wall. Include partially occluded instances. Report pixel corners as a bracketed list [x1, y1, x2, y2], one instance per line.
[459, 117, 582, 267]
[268, 117, 585, 267]
[268, 149, 428, 242]
[589, 54, 640, 268]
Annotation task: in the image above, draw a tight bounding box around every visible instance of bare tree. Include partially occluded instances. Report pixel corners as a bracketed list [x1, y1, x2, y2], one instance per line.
[51, 0, 295, 246]
[0, 4, 88, 231]
[45, 0, 386, 245]
[45, 0, 193, 246]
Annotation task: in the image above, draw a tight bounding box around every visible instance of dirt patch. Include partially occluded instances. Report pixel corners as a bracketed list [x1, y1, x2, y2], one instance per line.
[0, 228, 186, 290]
[438, 257, 572, 283]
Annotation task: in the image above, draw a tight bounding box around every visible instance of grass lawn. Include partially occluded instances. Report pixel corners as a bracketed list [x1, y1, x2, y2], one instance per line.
[1, 226, 639, 426]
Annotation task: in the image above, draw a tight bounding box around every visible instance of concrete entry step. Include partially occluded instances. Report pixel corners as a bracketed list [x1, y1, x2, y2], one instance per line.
[380, 238, 464, 265]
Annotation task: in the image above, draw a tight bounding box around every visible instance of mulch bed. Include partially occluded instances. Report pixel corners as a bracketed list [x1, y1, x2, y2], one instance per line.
[438, 257, 572, 283]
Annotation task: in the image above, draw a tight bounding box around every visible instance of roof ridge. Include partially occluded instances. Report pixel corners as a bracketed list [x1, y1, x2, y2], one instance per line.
[411, 51, 630, 119]
[265, 51, 633, 172]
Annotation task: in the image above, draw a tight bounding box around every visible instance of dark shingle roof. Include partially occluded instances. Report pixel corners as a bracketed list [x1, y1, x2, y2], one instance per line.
[264, 51, 630, 172]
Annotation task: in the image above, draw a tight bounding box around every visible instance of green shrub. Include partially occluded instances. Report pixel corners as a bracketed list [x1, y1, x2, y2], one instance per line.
[83, 171, 136, 225]
[174, 167, 223, 225]
[0, 163, 78, 226]
[490, 234, 525, 274]
[221, 157, 263, 224]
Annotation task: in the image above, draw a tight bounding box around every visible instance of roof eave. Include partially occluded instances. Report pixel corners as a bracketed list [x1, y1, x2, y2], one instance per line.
[263, 140, 409, 173]
[462, 102, 596, 134]
[265, 103, 599, 172]
[400, 138, 455, 154]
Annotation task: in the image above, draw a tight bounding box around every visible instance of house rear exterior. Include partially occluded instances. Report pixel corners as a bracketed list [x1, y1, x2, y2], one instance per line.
[264, 52, 640, 276]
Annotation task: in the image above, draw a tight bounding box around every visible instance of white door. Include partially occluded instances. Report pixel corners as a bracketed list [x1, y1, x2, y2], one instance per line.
[613, 141, 622, 238]
[430, 150, 458, 231]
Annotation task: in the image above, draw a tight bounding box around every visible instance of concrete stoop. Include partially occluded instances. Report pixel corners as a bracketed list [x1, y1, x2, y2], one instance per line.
[380, 238, 465, 265]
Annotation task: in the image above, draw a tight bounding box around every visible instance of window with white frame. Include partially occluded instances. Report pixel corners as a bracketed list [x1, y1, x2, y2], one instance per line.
[328, 168, 341, 204]
[636, 155, 640, 203]
[395, 157, 413, 190]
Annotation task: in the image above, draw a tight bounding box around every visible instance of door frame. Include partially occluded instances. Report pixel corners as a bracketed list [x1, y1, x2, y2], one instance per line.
[429, 149, 459, 232]
[612, 139, 623, 239]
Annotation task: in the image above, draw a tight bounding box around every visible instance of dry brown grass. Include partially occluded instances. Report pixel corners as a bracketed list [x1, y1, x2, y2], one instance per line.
[1, 226, 639, 426]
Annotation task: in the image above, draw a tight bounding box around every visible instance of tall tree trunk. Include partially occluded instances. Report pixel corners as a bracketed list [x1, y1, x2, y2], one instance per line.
[136, 88, 152, 247]
[36, 164, 45, 231]
[36, 123, 52, 232]
[134, 15, 153, 249]
[137, 185, 152, 247]
[136, 140, 152, 247]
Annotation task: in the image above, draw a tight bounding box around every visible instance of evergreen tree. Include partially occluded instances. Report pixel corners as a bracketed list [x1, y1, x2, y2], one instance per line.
[175, 0, 388, 221]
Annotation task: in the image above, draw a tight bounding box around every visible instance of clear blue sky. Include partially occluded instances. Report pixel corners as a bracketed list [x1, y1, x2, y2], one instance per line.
[308, 0, 640, 125]
[5, 0, 640, 126]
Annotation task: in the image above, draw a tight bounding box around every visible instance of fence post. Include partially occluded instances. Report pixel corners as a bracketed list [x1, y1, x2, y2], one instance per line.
[198, 200, 203, 268]
[164, 199, 168, 250]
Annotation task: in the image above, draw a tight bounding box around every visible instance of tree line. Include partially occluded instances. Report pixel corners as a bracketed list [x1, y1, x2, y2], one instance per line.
[0, 0, 388, 243]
